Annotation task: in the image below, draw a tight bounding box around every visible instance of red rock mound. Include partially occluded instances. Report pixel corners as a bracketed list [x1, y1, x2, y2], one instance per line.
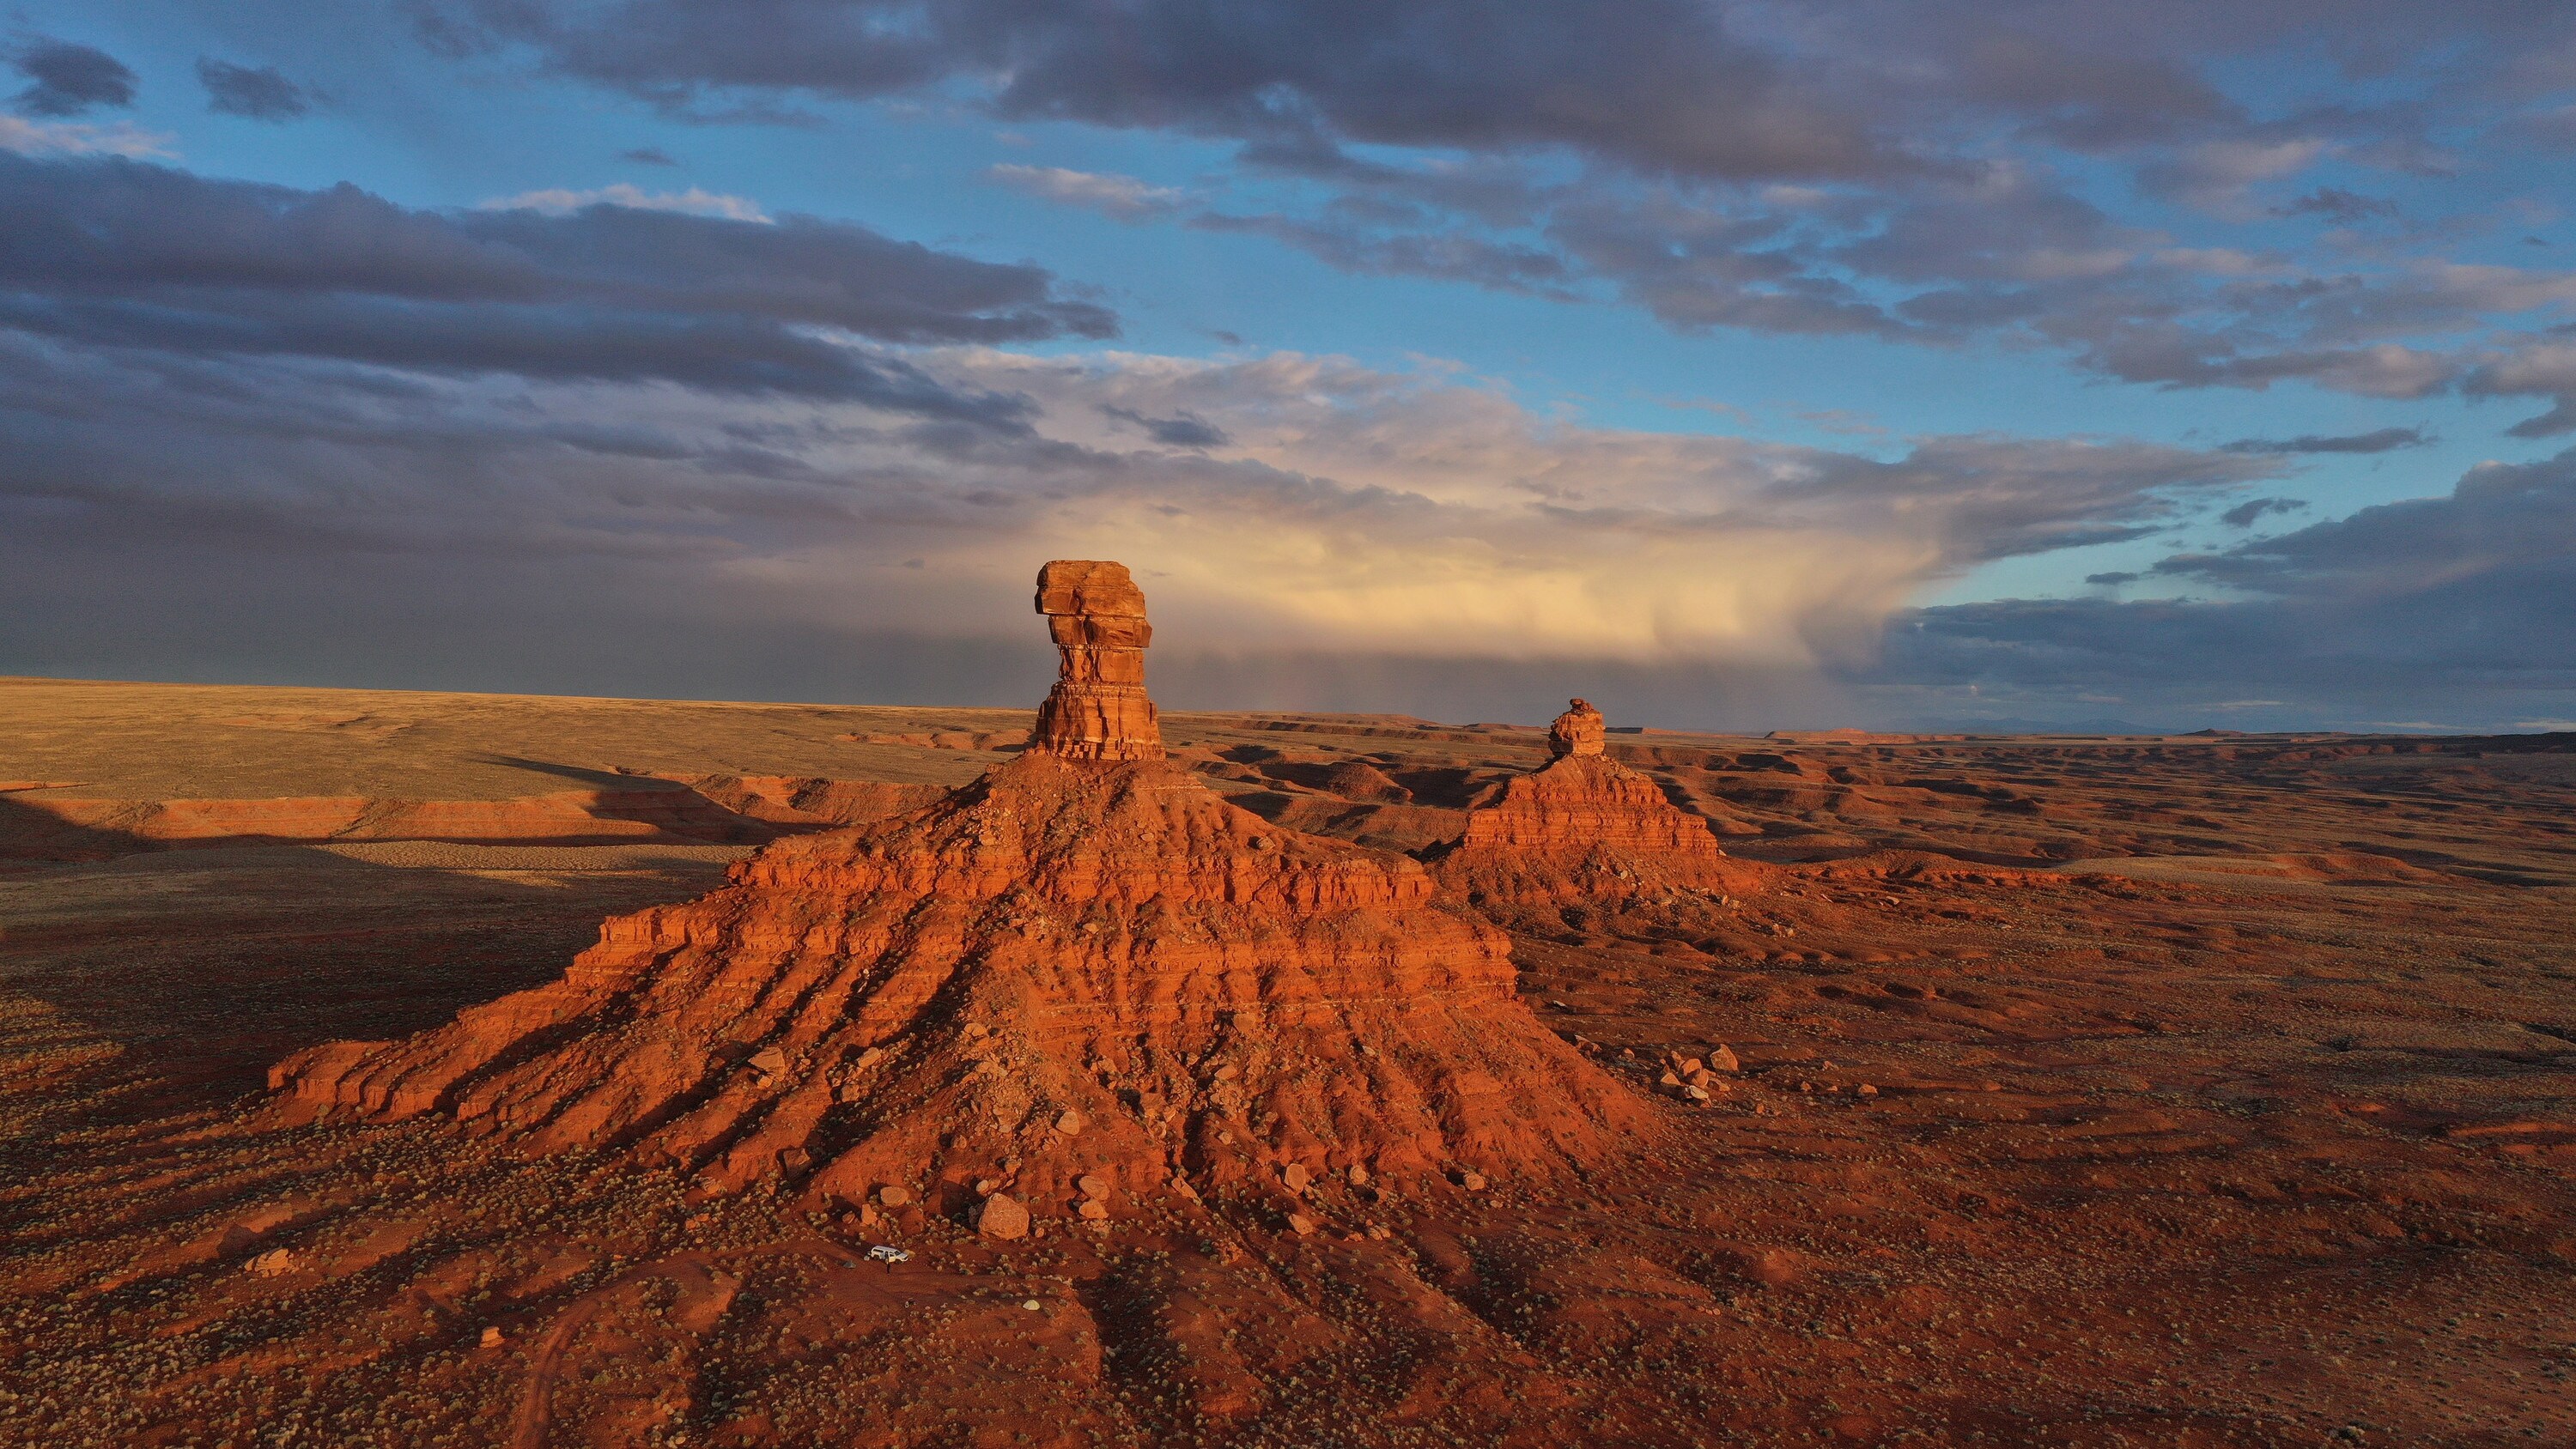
[273, 564, 1645, 1227]
[1434, 700, 1765, 906]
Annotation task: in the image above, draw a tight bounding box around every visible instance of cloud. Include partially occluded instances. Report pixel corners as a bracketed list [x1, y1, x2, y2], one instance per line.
[1866, 449, 2576, 728]
[0, 222, 2291, 716]
[2217, 496, 2306, 526]
[197, 58, 313, 120]
[2219, 426, 2431, 455]
[2271, 187, 2400, 225]
[1100, 405, 1229, 448]
[416, 0, 1891, 180]
[0, 114, 174, 159]
[1194, 207, 1581, 298]
[619, 146, 678, 166]
[9, 39, 136, 117]
[2464, 339, 2576, 437]
[987, 165, 1184, 222]
[0, 153, 1114, 412]
[1947, 31, 2239, 149]
[26, 125, 2528, 728]
[2160, 449, 2576, 595]
[2137, 136, 2331, 218]
[481, 182, 772, 222]
[392, 2, 2576, 410]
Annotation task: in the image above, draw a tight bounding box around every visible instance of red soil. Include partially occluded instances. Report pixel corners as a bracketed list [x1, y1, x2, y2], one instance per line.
[2, 658, 2572, 1446]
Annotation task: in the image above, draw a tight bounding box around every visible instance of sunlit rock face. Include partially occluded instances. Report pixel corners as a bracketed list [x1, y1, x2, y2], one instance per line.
[1436, 700, 1760, 907]
[1547, 698, 1606, 759]
[1030, 559, 1163, 762]
[272, 561, 1648, 1223]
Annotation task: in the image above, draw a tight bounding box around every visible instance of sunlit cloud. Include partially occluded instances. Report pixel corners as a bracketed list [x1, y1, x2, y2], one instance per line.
[479, 183, 771, 222]
[987, 165, 1186, 222]
[0, 114, 173, 159]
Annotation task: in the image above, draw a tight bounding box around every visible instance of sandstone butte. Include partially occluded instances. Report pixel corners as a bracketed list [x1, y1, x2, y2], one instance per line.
[1432, 698, 1767, 906]
[271, 562, 1651, 1230]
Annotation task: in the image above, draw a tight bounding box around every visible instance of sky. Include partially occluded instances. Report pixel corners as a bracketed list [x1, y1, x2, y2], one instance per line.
[3, 1, 2574, 732]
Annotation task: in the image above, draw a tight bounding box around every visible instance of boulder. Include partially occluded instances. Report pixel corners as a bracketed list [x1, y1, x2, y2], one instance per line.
[978, 1192, 1031, 1241]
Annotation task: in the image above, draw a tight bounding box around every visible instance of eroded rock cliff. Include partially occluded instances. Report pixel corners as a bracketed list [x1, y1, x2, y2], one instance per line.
[273, 566, 1646, 1230]
[1434, 700, 1760, 906]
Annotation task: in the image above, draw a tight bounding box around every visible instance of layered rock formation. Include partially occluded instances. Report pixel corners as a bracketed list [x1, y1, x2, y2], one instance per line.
[1434, 700, 1759, 905]
[274, 564, 1644, 1226]
[1030, 560, 1161, 761]
[1548, 697, 1606, 759]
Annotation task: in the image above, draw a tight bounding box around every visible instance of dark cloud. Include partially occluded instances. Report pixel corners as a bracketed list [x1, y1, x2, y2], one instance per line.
[1100, 405, 1228, 449]
[0, 152, 1112, 413]
[2220, 427, 2431, 455]
[2217, 496, 2307, 526]
[416, 0, 1891, 179]
[1191, 209, 1577, 298]
[1755, 434, 2280, 562]
[2084, 570, 2142, 585]
[1949, 32, 2240, 149]
[196, 58, 311, 119]
[2163, 450, 2576, 595]
[10, 39, 137, 116]
[413, 0, 2576, 181]
[2271, 187, 2401, 225]
[1546, 191, 1905, 337]
[1863, 449, 2576, 728]
[620, 146, 678, 165]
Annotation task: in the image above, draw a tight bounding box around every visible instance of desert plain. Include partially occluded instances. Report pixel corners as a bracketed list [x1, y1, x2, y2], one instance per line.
[2, 668, 2573, 1447]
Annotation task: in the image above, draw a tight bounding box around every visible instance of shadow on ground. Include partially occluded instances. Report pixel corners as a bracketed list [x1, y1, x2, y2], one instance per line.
[0, 793, 738, 1118]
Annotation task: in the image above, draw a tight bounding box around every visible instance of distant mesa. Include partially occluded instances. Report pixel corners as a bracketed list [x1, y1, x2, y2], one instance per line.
[1763, 727, 1878, 745]
[273, 561, 1645, 1226]
[1435, 699, 1760, 906]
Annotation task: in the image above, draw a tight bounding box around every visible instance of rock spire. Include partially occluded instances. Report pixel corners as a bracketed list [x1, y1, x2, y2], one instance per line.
[1030, 560, 1162, 761]
[1548, 698, 1606, 758]
[1437, 700, 1757, 906]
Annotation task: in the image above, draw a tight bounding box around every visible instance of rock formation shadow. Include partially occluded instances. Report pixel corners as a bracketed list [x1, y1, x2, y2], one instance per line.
[0, 793, 738, 1117]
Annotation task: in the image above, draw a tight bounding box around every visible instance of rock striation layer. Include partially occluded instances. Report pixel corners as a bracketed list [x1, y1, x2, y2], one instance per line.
[273, 563, 1643, 1226]
[1434, 700, 1758, 905]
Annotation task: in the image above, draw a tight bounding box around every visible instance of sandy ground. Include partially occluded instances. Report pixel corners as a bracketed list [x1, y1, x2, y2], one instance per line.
[1, 677, 2571, 1447]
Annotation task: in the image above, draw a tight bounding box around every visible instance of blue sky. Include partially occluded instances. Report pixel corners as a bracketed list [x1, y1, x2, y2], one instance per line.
[4, 1, 2573, 731]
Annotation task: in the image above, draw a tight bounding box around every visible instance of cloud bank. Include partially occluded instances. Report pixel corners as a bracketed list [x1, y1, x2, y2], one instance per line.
[1870, 450, 2576, 729]
[0, 152, 2316, 722]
